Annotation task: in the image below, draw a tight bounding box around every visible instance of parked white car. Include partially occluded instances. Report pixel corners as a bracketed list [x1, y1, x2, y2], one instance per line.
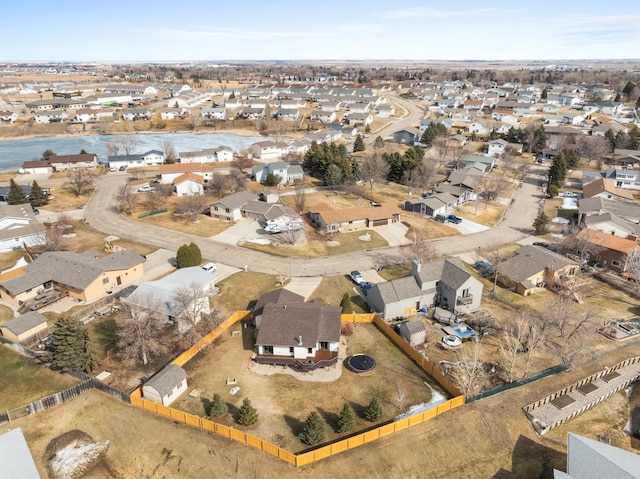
[138, 185, 154, 193]
[202, 262, 217, 272]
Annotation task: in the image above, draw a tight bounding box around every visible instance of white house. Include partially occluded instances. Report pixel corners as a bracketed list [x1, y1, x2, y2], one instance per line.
[251, 161, 304, 186]
[310, 110, 336, 123]
[251, 141, 288, 161]
[201, 107, 227, 120]
[107, 150, 164, 169]
[469, 121, 490, 136]
[376, 105, 395, 117]
[158, 163, 212, 184]
[159, 108, 189, 120]
[0, 111, 18, 124]
[179, 146, 233, 163]
[47, 153, 98, 171]
[142, 364, 188, 407]
[34, 109, 68, 124]
[345, 112, 373, 126]
[74, 108, 114, 123]
[173, 173, 204, 196]
[121, 108, 151, 121]
[0, 204, 46, 252]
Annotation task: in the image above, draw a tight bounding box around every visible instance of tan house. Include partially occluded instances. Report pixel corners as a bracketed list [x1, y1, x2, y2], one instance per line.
[308, 202, 402, 234]
[497, 245, 580, 296]
[0, 250, 145, 308]
[159, 162, 212, 184]
[47, 153, 98, 171]
[0, 311, 48, 344]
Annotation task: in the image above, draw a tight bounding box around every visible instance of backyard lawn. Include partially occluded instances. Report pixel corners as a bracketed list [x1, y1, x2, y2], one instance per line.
[0, 347, 76, 411]
[173, 322, 441, 453]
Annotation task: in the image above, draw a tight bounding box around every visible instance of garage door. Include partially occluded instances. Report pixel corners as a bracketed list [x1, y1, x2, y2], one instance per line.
[372, 219, 388, 227]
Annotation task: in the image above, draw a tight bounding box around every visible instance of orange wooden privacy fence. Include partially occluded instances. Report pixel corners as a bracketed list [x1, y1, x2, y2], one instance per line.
[130, 312, 464, 467]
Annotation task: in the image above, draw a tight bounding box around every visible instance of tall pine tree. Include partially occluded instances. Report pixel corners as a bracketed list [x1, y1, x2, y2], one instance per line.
[364, 397, 384, 422]
[302, 411, 326, 445]
[337, 402, 356, 433]
[353, 134, 365, 152]
[237, 398, 258, 426]
[29, 180, 48, 207]
[7, 179, 28, 205]
[51, 316, 96, 373]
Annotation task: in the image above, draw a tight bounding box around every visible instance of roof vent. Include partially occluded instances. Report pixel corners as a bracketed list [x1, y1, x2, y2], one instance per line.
[297, 335, 303, 346]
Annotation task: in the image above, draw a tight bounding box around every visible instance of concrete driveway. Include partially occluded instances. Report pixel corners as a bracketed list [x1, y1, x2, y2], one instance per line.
[375, 223, 410, 246]
[446, 218, 490, 235]
[211, 219, 264, 246]
[137, 248, 176, 282]
[284, 276, 323, 300]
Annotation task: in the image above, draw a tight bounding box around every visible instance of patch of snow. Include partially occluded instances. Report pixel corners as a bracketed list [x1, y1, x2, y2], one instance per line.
[245, 238, 271, 245]
[1, 256, 28, 274]
[327, 240, 340, 247]
[50, 439, 109, 479]
[561, 198, 578, 209]
[551, 217, 570, 224]
[358, 233, 371, 241]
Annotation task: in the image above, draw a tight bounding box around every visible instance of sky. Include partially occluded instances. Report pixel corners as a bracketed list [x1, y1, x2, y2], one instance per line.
[3, 0, 640, 62]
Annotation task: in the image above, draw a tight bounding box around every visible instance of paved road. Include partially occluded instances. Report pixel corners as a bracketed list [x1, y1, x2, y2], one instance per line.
[84, 163, 545, 277]
[367, 93, 424, 143]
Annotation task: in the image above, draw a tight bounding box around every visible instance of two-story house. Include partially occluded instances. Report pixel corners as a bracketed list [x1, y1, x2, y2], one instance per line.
[251, 161, 304, 186]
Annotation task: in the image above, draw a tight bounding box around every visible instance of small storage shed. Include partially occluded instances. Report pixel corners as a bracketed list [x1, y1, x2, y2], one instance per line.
[0, 311, 48, 343]
[397, 320, 426, 347]
[142, 364, 188, 406]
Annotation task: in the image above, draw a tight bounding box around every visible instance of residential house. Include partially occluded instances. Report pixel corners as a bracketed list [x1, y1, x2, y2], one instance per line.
[201, 107, 227, 120]
[251, 141, 289, 161]
[179, 147, 233, 163]
[348, 102, 371, 114]
[237, 107, 265, 120]
[487, 139, 523, 157]
[0, 250, 145, 307]
[305, 129, 342, 144]
[463, 99, 485, 111]
[107, 150, 164, 170]
[19, 160, 53, 175]
[159, 108, 189, 120]
[253, 300, 341, 371]
[366, 259, 483, 318]
[582, 178, 635, 202]
[251, 161, 303, 186]
[393, 128, 421, 145]
[170, 90, 210, 108]
[34, 109, 68, 124]
[74, 108, 114, 123]
[210, 190, 258, 222]
[0, 428, 41, 479]
[468, 121, 490, 136]
[554, 432, 640, 479]
[288, 138, 312, 155]
[376, 105, 395, 117]
[241, 201, 301, 226]
[85, 92, 132, 105]
[273, 108, 300, 121]
[0, 110, 18, 123]
[121, 108, 151, 121]
[403, 192, 458, 218]
[310, 110, 336, 123]
[142, 364, 188, 407]
[591, 121, 627, 137]
[447, 165, 485, 198]
[497, 245, 580, 296]
[252, 288, 305, 327]
[159, 163, 212, 184]
[572, 228, 638, 272]
[0, 204, 46, 252]
[308, 202, 402, 234]
[122, 266, 216, 332]
[47, 153, 98, 171]
[174, 173, 204, 196]
[224, 98, 250, 109]
[0, 311, 48, 344]
[345, 112, 373, 126]
[578, 196, 640, 238]
[605, 168, 640, 191]
[607, 149, 640, 169]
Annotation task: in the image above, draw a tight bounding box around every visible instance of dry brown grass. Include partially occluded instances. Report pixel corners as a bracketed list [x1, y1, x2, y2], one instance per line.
[307, 275, 368, 312]
[455, 199, 507, 226]
[56, 221, 156, 256]
[0, 249, 26, 271]
[214, 271, 282, 316]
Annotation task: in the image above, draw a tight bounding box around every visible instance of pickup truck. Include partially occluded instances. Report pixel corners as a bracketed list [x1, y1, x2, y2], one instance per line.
[447, 214, 462, 224]
[350, 271, 364, 284]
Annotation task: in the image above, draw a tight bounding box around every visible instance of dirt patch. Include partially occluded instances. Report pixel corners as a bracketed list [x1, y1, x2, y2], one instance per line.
[45, 430, 109, 479]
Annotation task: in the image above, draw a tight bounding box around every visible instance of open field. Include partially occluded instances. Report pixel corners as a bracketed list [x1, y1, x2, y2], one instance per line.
[173, 322, 440, 453]
[0, 347, 76, 411]
[55, 221, 157, 256]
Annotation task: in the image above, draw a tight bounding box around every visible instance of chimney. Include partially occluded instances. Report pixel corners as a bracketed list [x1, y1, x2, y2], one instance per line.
[297, 335, 303, 346]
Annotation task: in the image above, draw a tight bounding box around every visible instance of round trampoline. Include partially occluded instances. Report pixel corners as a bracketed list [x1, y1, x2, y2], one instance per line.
[346, 354, 377, 373]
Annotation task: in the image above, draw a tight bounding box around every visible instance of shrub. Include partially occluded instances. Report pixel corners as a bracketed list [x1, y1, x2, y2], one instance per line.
[337, 402, 356, 433]
[340, 293, 353, 314]
[364, 397, 383, 422]
[236, 398, 258, 426]
[340, 322, 354, 336]
[209, 394, 228, 417]
[302, 411, 326, 445]
[176, 242, 202, 269]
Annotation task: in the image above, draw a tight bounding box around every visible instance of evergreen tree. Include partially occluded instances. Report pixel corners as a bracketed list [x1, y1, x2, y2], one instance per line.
[42, 149, 56, 161]
[337, 402, 356, 433]
[51, 316, 95, 372]
[324, 163, 343, 186]
[374, 136, 384, 149]
[353, 134, 365, 153]
[340, 293, 353, 314]
[364, 397, 383, 422]
[532, 125, 548, 153]
[209, 394, 228, 417]
[237, 398, 258, 426]
[605, 129, 617, 150]
[533, 211, 550, 235]
[29, 180, 48, 207]
[7, 179, 28, 205]
[302, 411, 326, 445]
[420, 122, 446, 147]
[176, 243, 202, 269]
[548, 153, 568, 188]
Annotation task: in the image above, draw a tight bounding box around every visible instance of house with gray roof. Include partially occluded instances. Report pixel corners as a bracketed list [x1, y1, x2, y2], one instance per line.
[121, 266, 215, 333]
[251, 161, 304, 186]
[142, 364, 187, 406]
[578, 197, 640, 237]
[254, 301, 342, 371]
[0, 428, 41, 479]
[366, 259, 483, 319]
[0, 204, 46, 252]
[209, 190, 258, 222]
[0, 311, 48, 343]
[554, 432, 640, 479]
[0, 250, 145, 307]
[397, 320, 426, 347]
[404, 192, 458, 218]
[107, 150, 164, 169]
[497, 245, 579, 296]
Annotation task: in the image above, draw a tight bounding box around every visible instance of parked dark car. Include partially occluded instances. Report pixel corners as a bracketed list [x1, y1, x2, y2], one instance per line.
[447, 214, 462, 224]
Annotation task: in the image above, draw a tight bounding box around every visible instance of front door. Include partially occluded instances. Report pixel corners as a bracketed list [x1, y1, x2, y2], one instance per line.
[116, 276, 122, 286]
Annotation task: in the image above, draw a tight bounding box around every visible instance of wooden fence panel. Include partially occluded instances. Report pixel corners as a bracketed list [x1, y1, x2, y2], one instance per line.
[408, 414, 424, 427]
[229, 428, 246, 442]
[279, 449, 297, 466]
[377, 422, 396, 438]
[246, 434, 262, 449]
[215, 423, 232, 438]
[330, 439, 349, 454]
[261, 441, 281, 457]
[185, 413, 201, 427]
[362, 429, 380, 443]
[312, 445, 333, 461]
[295, 452, 315, 467]
[347, 434, 365, 448]
[201, 418, 216, 432]
[393, 417, 410, 432]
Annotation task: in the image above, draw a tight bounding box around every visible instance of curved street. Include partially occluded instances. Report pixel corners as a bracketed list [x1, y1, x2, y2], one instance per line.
[84, 162, 545, 278]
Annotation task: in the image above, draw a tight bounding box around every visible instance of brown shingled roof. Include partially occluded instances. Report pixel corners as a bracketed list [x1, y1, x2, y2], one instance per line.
[309, 202, 402, 224]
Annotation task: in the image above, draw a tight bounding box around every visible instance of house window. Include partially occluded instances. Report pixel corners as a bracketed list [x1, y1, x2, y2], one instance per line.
[307, 348, 313, 354]
[289, 347, 294, 354]
[225, 208, 230, 213]
[167, 389, 173, 397]
[320, 341, 329, 350]
[462, 288, 470, 298]
[102, 278, 109, 285]
[263, 346, 273, 355]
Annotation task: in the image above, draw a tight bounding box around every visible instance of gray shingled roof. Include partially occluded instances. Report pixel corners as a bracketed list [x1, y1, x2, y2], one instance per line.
[499, 245, 578, 283]
[144, 364, 186, 397]
[1, 311, 47, 336]
[255, 303, 341, 348]
[374, 276, 427, 304]
[253, 288, 305, 317]
[0, 204, 46, 242]
[212, 190, 258, 209]
[0, 428, 41, 479]
[398, 320, 425, 336]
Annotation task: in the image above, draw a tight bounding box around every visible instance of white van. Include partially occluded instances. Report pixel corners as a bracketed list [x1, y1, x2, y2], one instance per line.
[202, 262, 217, 272]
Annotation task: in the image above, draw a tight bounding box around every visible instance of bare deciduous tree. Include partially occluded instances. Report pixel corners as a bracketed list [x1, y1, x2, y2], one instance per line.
[576, 135, 611, 168]
[359, 154, 390, 193]
[105, 141, 121, 157]
[162, 140, 177, 163]
[231, 156, 253, 174]
[66, 169, 96, 197]
[155, 183, 174, 198]
[498, 311, 529, 383]
[117, 293, 168, 366]
[432, 136, 450, 167]
[144, 191, 165, 211]
[404, 158, 438, 192]
[208, 172, 229, 197]
[293, 181, 306, 214]
[228, 168, 247, 191]
[172, 282, 219, 347]
[117, 184, 138, 214]
[116, 133, 138, 160]
[176, 194, 209, 222]
[450, 341, 485, 396]
[394, 375, 409, 410]
[406, 224, 437, 264]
